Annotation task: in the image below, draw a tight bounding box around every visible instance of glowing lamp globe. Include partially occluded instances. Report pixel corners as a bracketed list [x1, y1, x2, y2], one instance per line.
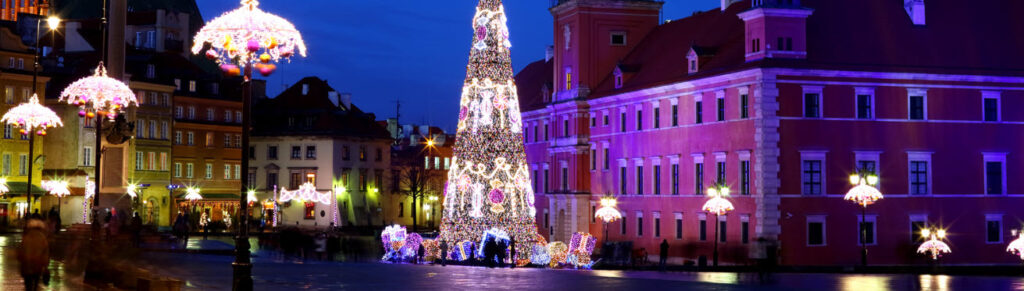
[192, 0, 307, 74]
[43, 180, 71, 198]
[702, 196, 735, 216]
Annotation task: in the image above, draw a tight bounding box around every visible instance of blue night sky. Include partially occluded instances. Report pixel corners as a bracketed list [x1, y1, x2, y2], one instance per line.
[197, 1, 718, 131]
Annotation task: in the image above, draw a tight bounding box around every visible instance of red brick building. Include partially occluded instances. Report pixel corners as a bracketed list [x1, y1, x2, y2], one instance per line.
[517, 0, 1024, 266]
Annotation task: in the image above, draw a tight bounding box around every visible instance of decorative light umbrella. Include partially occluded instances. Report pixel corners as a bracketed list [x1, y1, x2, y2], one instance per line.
[2, 94, 64, 214]
[1007, 231, 1024, 261]
[594, 196, 622, 246]
[184, 186, 203, 202]
[43, 180, 71, 217]
[58, 63, 136, 212]
[703, 183, 733, 267]
[917, 228, 951, 260]
[193, 1, 306, 287]
[846, 171, 882, 267]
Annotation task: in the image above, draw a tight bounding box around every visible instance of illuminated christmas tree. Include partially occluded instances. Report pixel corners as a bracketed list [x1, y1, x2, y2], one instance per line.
[439, 0, 538, 262]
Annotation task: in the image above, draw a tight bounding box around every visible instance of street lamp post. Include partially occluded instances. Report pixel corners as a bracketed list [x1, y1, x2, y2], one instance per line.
[845, 171, 882, 267]
[594, 196, 623, 246]
[192, 1, 306, 288]
[703, 183, 734, 267]
[2, 95, 63, 218]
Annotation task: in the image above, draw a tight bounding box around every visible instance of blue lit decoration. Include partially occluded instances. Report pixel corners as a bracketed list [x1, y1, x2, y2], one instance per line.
[450, 240, 476, 261]
[381, 224, 425, 262]
[476, 228, 511, 258]
[530, 243, 551, 265]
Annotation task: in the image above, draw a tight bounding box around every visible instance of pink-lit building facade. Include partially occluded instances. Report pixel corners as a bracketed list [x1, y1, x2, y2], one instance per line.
[517, 0, 1024, 266]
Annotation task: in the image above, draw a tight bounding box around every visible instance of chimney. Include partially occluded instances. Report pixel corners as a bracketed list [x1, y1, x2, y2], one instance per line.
[904, 0, 925, 25]
[340, 93, 352, 110]
[328, 91, 340, 107]
[107, 0, 127, 80]
[301, 84, 309, 95]
[545, 45, 554, 62]
[418, 125, 430, 137]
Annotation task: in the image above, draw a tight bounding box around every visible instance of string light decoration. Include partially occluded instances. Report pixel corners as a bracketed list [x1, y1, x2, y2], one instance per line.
[82, 178, 94, 223]
[2, 94, 63, 135]
[42, 180, 71, 198]
[1007, 232, 1024, 260]
[184, 187, 203, 202]
[567, 232, 597, 268]
[547, 241, 568, 268]
[58, 64, 136, 120]
[191, 0, 307, 77]
[439, 0, 538, 262]
[278, 182, 331, 204]
[476, 228, 511, 258]
[917, 228, 951, 260]
[0, 178, 9, 195]
[451, 240, 476, 261]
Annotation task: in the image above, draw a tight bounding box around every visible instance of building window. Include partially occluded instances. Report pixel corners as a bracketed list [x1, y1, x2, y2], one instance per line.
[205, 163, 213, 179]
[637, 213, 644, 237]
[740, 160, 750, 195]
[740, 94, 749, 119]
[565, 67, 572, 91]
[342, 146, 350, 160]
[590, 116, 596, 128]
[225, 110, 233, 123]
[856, 93, 874, 119]
[158, 153, 168, 171]
[543, 168, 550, 193]
[802, 160, 823, 195]
[306, 146, 317, 159]
[983, 92, 1000, 122]
[695, 101, 703, 124]
[986, 215, 1003, 244]
[751, 38, 760, 53]
[620, 112, 626, 133]
[206, 108, 215, 121]
[187, 106, 195, 119]
[699, 214, 707, 241]
[741, 216, 750, 244]
[291, 146, 301, 159]
[173, 163, 182, 177]
[161, 121, 169, 139]
[804, 93, 821, 118]
[715, 161, 726, 183]
[858, 215, 877, 245]
[398, 202, 404, 217]
[694, 162, 704, 195]
[224, 164, 232, 179]
[189, 80, 197, 92]
[562, 119, 569, 137]
[675, 214, 683, 239]
[561, 167, 569, 191]
[205, 132, 214, 147]
[532, 170, 539, 193]
[654, 213, 661, 237]
[186, 163, 194, 178]
[590, 150, 597, 171]
[136, 119, 145, 138]
[653, 165, 661, 195]
[374, 170, 384, 190]
[909, 160, 929, 195]
[148, 152, 156, 170]
[187, 132, 194, 145]
[135, 152, 144, 170]
[909, 95, 926, 120]
[267, 146, 278, 160]
[619, 166, 627, 194]
[359, 146, 367, 161]
[610, 32, 626, 46]
[716, 96, 725, 122]
[1, 154, 8, 176]
[671, 164, 679, 195]
[304, 202, 315, 220]
[671, 104, 679, 126]
[236, 111, 242, 123]
[635, 165, 644, 195]
[603, 149, 610, 170]
[3, 124, 10, 138]
[653, 107, 660, 129]
[719, 216, 727, 242]
[635, 109, 643, 131]
[266, 172, 278, 189]
[603, 114, 609, 126]
[984, 153, 1006, 195]
[174, 106, 183, 118]
[807, 215, 826, 246]
[223, 134, 232, 148]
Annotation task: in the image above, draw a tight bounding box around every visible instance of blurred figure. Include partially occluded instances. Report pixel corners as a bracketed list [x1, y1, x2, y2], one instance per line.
[417, 243, 425, 264]
[439, 240, 448, 266]
[509, 237, 517, 269]
[659, 239, 669, 271]
[130, 212, 143, 247]
[19, 219, 50, 291]
[314, 233, 327, 260]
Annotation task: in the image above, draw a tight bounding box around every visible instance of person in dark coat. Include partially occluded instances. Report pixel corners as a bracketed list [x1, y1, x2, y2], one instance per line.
[417, 244, 425, 264]
[509, 237, 517, 268]
[439, 240, 449, 266]
[19, 219, 50, 291]
[659, 239, 669, 271]
[130, 212, 143, 247]
[496, 241, 507, 268]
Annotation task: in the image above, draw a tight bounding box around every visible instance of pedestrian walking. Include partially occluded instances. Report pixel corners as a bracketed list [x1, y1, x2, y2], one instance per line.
[314, 233, 327, 260]
[131, 212, 143, 247]
[509, 237, 517, 268]
[659, 239, 669, 271]
[439, 240, 449, 266]
[19, 219, 50, 291]
[417, 244, 425, 264]
[496, 241, 507, 268]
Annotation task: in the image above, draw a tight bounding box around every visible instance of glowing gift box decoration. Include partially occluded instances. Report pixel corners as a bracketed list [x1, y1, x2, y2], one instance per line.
[451, 240, 476, 261]
[476, 227, 511, 258]
[530, 243, 551, 265]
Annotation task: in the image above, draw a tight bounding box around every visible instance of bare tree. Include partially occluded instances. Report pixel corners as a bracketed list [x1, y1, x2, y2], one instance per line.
[393, 151, 444, 233]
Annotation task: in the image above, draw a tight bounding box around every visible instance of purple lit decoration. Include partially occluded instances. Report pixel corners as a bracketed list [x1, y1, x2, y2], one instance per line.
[451, 240, 475, 261]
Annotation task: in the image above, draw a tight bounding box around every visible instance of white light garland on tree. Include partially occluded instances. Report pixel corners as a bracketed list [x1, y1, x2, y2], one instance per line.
[278, 182, 331, 205]
[58, 65, 136, 119]
[439, 0, 538, 263]
[192, 0, 307, 77]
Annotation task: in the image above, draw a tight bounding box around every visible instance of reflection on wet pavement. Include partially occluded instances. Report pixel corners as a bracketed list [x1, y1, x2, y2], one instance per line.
[0, 234, 81, 291]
